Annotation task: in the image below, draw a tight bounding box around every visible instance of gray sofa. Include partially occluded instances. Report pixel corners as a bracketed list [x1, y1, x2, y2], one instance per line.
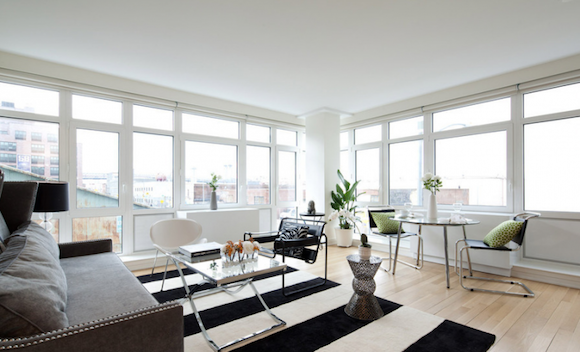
[0, 176, 184, 351]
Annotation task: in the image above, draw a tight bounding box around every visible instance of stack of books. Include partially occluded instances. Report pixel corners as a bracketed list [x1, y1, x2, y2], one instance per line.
[179, 242, 222, 262]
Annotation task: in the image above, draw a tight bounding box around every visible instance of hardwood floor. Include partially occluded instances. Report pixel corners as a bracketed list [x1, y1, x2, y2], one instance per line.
[133, 246, 580, 351]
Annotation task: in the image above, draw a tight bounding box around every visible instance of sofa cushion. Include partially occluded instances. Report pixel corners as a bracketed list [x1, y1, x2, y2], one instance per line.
[12, 221, 60, 260]
[0, 231, 69, 337]
[61, 251, 158, 326]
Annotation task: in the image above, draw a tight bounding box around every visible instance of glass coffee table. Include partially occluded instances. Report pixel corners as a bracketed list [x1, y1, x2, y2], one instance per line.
[162, 250, 287, 351]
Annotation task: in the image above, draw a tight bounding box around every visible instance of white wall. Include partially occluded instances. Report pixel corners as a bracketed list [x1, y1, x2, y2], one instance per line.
[0, 51, 298, 125]
[344, 53, 580, 126]
[305, 111, 340, 242]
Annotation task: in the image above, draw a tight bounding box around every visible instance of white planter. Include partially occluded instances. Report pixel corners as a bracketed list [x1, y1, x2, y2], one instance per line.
[335, 228, 354, 247]
[427, 192, 438, 220]
[359, 246, 371, 260]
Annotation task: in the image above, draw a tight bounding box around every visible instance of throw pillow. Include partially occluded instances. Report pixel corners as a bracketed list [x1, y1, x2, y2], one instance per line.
[483, 220, 524, 248]
[371, 212, 404, 234]
[278, 225, 309, 257]
[279, 225, 309, 240]
[0, 228, 68, 338]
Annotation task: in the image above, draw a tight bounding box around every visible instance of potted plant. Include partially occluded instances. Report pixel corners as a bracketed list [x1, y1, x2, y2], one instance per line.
[328, 169, 364, 247]
[359, 233, 372, 260]
[207, 173, 221, 210]
[422, 172, 442, 220]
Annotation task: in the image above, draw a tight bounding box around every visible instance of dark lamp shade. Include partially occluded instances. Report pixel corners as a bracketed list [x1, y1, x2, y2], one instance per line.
[33, 182, 70, 213]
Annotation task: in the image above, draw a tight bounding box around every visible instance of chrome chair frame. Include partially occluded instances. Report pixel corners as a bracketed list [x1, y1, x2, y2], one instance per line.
[149, 218, 206, 291]
[368, 207, 423, 273]
[455, 212, 540, 297]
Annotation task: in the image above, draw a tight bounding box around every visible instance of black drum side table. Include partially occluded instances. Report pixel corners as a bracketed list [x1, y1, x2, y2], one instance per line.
[344, 254, 384, 321]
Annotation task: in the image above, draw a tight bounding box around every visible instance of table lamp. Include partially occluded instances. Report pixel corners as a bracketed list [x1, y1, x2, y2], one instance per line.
[33, 181, 69, 233]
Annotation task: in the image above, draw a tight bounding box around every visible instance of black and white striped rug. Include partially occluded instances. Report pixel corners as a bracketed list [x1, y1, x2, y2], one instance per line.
[138, 267, 495, 352]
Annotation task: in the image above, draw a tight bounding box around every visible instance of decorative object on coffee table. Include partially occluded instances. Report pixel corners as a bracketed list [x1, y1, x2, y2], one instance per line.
[207, 173, 221, 210]
[345, 254, 383, 321]
[220, 239, 260, 264]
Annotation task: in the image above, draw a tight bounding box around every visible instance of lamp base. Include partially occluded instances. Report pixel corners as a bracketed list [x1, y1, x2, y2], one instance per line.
[40, 212, 54, 233]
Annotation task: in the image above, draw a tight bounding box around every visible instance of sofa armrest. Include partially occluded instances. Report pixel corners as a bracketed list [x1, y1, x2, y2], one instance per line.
[59, 239, 113, 259]
[0, 302, 184, 352]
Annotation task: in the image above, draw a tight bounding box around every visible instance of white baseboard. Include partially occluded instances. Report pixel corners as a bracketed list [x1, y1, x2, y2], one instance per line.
[122, 244, 580, 290]
[121, 252, 158, 272]
[422, 254, 512, 277]
[512, 260, 580, 289]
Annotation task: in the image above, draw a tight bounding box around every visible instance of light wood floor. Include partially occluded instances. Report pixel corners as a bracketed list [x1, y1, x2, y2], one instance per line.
[133, 246, 580, 352]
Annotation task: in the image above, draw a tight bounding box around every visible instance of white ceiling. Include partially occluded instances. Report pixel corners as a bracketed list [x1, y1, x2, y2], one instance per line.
[1, 0, 580, 117]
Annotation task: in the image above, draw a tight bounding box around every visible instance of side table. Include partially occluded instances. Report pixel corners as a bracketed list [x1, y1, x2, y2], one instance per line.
[299, 212, 325, 222]
[344, 254, 384, 321]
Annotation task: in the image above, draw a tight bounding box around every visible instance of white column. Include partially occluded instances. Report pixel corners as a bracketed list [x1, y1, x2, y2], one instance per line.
[305, 111, 340, 244]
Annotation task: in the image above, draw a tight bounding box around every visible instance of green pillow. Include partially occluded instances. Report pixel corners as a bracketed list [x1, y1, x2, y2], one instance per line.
[483, 220, 524, 248]
[371, 212, 404, 234]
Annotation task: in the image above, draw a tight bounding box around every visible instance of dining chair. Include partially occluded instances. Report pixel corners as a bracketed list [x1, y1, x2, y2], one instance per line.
[455, 212, 540, 297]
[367, 206, 423, 272]
[150, 218, 206, 291]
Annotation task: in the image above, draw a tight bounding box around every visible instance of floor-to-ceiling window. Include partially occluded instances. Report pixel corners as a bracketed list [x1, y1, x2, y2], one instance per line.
[72, 94, 124, 252]
[0, 77, 304, 256]
[523, 81, 580, 213]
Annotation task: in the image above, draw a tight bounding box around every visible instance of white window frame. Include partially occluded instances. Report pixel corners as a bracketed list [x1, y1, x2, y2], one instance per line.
[518, 77, 580, 220]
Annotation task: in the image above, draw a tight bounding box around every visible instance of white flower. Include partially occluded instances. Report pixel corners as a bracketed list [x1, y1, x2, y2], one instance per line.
[422, 172, 433, 182]
[220, 244, 229, 254]
[433, 175, 441, 181]
[328, 210, 339, 221]
[338, 210, 348, 218]
[242, 241, 255, 254]
[346, 212, 357, 222]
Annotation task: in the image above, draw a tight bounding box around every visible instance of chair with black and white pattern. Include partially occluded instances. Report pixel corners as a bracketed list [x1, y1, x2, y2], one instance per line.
[244, 217, 327, 296]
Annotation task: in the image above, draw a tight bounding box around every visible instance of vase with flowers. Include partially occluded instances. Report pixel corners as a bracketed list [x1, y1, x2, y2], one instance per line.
[329, 170, 364, 247]
[422, 172, 443, 220]
[221, 238, 260, 266]
[207, 173, 221, 210]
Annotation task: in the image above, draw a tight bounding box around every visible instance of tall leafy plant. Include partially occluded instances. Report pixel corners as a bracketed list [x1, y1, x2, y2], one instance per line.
[329, 170, 365, 230]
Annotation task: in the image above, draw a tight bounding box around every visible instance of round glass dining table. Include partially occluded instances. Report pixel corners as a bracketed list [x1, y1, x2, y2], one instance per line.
[392, 216, 480, 289]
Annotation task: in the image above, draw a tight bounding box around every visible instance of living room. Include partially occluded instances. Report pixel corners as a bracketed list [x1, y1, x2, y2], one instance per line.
[1, 1, 580, 351]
